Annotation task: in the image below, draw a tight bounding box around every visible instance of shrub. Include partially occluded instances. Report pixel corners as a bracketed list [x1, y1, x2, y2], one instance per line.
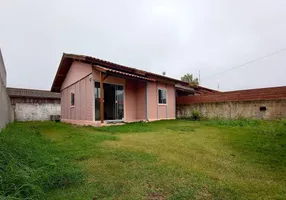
[191, 110, 201, 121]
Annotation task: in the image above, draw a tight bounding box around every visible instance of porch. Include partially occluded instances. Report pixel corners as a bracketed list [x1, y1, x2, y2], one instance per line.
[93, 66, 150, 124]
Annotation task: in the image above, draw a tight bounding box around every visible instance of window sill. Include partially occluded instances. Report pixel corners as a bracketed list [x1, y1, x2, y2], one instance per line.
[70, 106, 75, 108]
[158, 104, 167, 106]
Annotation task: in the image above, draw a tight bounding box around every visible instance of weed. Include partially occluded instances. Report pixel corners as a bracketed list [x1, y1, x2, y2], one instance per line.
[192, 110, 201, 121]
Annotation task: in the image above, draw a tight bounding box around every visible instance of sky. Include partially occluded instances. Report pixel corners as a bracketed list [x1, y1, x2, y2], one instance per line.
[0, 0, 286, 91]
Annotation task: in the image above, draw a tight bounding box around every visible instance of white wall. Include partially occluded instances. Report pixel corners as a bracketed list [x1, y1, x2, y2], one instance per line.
[15, 103, 61, 121]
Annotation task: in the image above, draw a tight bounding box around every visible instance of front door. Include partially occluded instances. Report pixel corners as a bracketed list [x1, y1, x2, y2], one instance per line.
[94, 82, 124, 121]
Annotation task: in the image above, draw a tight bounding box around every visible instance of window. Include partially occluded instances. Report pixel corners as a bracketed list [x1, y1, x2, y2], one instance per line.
[158, 89, 167, 104]
[71, 92, 75, 106]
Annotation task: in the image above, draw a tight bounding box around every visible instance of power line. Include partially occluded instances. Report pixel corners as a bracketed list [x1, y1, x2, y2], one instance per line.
[201, 48, 286, 80]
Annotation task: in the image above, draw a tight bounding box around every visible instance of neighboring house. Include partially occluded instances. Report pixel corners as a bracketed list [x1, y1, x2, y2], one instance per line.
[51, 53, 191, 126]
[194, 85, 219, 95]
[7, 87, 61, 121]
[175, 84, 218, 97]
[175, 84, 195, 97]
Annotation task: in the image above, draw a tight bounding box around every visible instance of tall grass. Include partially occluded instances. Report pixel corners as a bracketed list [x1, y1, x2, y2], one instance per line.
[0, 123, 85, 199]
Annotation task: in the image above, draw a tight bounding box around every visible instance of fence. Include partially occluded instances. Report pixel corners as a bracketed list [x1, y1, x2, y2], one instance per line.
[176, 86, 286, 120]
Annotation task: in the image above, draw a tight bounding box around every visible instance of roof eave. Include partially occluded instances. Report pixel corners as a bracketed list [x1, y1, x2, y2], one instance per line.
[51, 53, 190, 92]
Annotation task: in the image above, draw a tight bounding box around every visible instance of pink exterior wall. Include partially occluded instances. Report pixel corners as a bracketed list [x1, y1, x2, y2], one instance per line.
[136, 81, 146, 120]
[61, 61, 93, 122]
[167, 84, 176, 119]
[125, 79, 137, 121]
[147, 82, 158, 121]
[159, 105, 167, 119]
[61, 61, 92, 90]
[124, 80, 147, 122]
[147, 82, 176, 121]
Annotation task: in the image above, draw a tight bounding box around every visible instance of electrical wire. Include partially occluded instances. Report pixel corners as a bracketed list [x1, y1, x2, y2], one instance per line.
[201, 48, 286, 80]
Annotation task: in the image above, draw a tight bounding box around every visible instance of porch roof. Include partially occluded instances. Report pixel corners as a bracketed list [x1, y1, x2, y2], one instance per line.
[95, 65, 155, 82]
[51, 53, 189, 92]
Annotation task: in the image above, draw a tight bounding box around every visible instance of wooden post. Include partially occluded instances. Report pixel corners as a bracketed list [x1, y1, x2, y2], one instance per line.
[99, 71, 104, 123]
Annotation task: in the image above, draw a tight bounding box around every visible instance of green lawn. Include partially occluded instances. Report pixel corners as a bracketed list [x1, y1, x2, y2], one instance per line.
[1, 119, 285, 199]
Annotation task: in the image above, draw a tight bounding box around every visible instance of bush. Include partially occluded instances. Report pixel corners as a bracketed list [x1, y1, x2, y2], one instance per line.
[191, 110, 201, 121]
[0, 123, 85, 199]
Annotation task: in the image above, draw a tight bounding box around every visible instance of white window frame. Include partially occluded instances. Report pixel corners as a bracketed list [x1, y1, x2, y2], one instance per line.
[158, 88, 167, 105]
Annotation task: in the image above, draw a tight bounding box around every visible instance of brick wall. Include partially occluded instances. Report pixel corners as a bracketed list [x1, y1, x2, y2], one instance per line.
[176, 86, 286, 120]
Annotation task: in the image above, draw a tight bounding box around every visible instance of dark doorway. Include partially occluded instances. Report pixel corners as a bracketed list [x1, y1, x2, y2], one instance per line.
[94, 82, 124, 121]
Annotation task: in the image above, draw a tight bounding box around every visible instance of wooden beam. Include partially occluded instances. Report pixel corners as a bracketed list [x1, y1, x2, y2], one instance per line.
[103, 74, 109, 81]
[99, 71, 104, 123]
[93, 65, 107, 73]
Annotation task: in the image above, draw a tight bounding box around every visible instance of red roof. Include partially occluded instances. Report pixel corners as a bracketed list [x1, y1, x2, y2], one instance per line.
[177, 86, 286, 104]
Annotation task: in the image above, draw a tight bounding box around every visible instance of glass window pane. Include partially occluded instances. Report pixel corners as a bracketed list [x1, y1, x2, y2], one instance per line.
[71, 93, 75, 106]
[158, 89, 167, 104]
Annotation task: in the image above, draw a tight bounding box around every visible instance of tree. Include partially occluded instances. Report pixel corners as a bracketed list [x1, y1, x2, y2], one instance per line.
[181, 73, 199, 86]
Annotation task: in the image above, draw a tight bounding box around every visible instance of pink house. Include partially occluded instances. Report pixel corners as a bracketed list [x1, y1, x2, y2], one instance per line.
[51, 53, 193, 126]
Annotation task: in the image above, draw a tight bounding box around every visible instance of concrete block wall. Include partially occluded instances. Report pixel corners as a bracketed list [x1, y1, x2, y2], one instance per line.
[176, 86, 286, 120]
[15, 103, 60, 121]
[177, 99, 286, 120]
[0, 49, 14, 130]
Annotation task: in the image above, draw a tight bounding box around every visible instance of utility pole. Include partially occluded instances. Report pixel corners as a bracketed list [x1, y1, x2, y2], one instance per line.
[217, 80, 220, 91]
[199, 70, 201, 84]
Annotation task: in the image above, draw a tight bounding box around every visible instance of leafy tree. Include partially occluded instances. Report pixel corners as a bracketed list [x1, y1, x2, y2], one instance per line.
[181, 73, 199, 86]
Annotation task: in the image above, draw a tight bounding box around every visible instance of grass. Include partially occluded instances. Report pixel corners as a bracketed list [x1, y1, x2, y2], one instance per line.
[0, 123, 85, 199]
[0, 119, 285, 199]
